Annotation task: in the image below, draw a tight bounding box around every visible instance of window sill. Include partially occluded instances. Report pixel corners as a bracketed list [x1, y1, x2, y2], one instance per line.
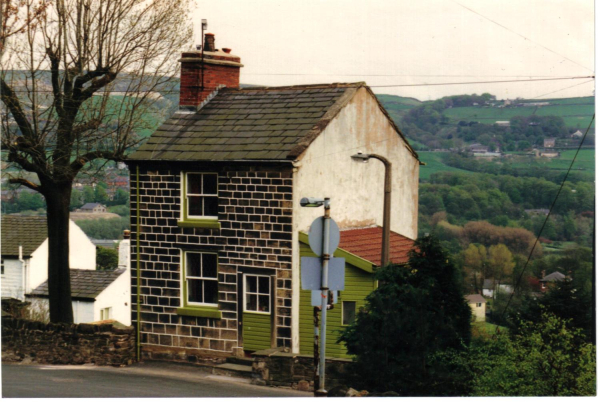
[177, 306, 222, 319]
[177, 219, 221, 229]
[243, 310, 271, 315]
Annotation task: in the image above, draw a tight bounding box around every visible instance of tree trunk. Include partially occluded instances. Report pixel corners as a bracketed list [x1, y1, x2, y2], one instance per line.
[45, 184, 74, 323]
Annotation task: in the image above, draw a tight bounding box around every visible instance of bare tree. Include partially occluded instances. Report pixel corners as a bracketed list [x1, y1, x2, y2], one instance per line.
[1, 0, 192, 323]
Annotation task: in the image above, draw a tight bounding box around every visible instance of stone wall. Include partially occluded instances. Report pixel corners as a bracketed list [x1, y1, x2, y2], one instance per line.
[1, 318, 135, 366]
[129, 162, 294, 360]
[252, 350, 352, 390]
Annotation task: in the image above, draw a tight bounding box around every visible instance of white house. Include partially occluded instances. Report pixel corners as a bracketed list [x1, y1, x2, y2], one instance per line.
[1, 215, 96, 301]
[1, 215, 131, 325]
[482, 279, 513, 298]
[465, 294, 486, 322]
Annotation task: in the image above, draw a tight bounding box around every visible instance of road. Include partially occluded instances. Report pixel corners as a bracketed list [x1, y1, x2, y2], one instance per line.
[2, 362, 309, 398]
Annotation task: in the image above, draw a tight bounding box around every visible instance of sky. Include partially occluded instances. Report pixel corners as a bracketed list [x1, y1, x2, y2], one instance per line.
[192, 0, 594, 101]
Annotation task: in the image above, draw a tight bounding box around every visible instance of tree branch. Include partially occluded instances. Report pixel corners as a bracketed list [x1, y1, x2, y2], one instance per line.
[8, 177, 41, 192]
[77, 70, 117, 101]
[70, 150, 124, 171]
[0, 78, 35, 139]
[72, 118, 102, 136]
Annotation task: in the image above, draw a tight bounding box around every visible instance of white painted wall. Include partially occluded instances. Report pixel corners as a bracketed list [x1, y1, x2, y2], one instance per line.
[290, 87, 420, 353]
[24, 297, 94, 323]
[27, 220, 97, 293]
[293, 87, 420, 237]
[94, 270, 131, 325]
[1, 258, 25, 299]
[469, 302, 486, 322]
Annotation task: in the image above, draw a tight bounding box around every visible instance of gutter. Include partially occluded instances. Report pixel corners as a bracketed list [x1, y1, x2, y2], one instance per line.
[136, 165, 141, 361]
[19, 245, 25, 301]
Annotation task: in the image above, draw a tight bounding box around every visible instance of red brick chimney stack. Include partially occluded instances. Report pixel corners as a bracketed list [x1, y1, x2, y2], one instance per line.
[179, 33, 243, 111]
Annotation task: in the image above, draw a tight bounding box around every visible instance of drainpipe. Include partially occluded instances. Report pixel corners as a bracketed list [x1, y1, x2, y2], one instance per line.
[136, 165, 141, 361]
[19, 245, 25, 301]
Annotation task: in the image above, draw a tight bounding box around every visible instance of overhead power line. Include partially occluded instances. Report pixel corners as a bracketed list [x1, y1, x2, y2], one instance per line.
[6, 75, 595, 93]
[451, 0, 594, 74]
[369, 76, 595, 88]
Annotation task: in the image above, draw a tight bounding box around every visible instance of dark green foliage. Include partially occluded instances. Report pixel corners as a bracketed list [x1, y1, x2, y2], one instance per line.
[338, 236, 472, 396]
[470, 313, 596, 396]
[510, 247, 594, 343]
[96, 247, 119, 270]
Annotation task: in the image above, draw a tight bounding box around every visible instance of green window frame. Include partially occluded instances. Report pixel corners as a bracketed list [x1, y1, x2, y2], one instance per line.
[178, 172, 220, 229]
[177, 251, 222, 319]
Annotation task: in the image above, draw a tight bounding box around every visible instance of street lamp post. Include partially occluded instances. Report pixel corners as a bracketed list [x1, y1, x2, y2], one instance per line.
[351, 152, 391, 266]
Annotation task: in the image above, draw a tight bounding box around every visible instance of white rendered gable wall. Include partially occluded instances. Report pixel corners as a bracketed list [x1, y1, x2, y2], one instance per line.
[27, 220, 97, 293]
[290, 87, 420, 354]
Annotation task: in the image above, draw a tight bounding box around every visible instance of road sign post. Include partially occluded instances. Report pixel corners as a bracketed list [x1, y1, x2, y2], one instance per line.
[317, 199, 331, 396]
[300, 197, 344, 397]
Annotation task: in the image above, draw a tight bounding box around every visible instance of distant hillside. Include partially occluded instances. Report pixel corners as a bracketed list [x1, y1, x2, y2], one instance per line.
[442, 96, 594, 130]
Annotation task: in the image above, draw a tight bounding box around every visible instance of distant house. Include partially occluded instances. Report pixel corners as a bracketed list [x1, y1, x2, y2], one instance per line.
[540, 271, 566, 292]
[27, 267, 130, 325]
[495, 121, 510, 127]
[524, 208, 550, 216]
[1, 215, 96, 301]
[543, 138, 556, 148]
[79, 203, 107, 213]
[571, 130, 584, 139]
[540, 151, 560, 158]
[468, 143, 489, 153]
[465, 294, 486, 322]
[482, 279, 513, 298]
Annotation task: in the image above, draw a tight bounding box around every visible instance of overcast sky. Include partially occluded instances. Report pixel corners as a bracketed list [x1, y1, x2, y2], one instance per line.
[193, 0, 594, 101]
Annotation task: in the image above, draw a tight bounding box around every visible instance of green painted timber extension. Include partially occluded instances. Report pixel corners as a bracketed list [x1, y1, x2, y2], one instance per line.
[298, 240, 377, 358]
[243, 312, 272, 352]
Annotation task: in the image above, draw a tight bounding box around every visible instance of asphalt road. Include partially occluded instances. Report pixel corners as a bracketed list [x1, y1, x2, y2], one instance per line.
[2, 362, 310, 398]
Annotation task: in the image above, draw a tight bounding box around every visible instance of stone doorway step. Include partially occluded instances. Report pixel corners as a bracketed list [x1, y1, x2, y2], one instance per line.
[212, 356, 254, 379]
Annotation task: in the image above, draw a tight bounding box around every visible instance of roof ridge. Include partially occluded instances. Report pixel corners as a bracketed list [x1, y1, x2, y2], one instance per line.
[225, 82, 366, 92]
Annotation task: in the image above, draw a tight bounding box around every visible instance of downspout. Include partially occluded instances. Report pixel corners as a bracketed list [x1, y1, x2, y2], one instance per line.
[19, 245, 25, 301]
[136, 165, 141, 361]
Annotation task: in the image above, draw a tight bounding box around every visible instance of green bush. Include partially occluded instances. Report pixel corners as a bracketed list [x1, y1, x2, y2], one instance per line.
[338, 236, 472, 396]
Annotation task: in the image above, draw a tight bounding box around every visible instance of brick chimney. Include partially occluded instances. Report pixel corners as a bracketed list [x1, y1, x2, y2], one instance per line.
[179, 33, 244, 111]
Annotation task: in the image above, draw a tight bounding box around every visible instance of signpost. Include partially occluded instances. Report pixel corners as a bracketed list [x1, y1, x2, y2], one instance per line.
[300, 197, 345, 396]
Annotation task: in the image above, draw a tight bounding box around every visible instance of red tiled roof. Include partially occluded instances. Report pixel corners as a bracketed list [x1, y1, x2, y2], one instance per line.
[338, 227, 415, 266]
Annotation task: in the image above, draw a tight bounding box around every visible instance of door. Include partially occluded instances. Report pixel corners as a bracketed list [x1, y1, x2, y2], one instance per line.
[242, 274, 273, 352]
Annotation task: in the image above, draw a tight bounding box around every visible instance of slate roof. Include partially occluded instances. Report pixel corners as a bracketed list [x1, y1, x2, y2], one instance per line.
[81, 203, 104, 209]
[28, 269, 126, 301]
[338, 227, 415, 266]
[129, 82, 417, 162]
[1, 215, 48, 257]
[465, 294, 486, 304]
[540, 271, 566, 282]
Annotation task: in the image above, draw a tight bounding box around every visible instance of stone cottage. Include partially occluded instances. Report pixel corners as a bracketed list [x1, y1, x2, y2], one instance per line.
[125, 33, 420, 361]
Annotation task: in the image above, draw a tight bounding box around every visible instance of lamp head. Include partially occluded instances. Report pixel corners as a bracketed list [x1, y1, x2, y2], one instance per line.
[300, 197, 326, 207]
[351, 152, 370, 162]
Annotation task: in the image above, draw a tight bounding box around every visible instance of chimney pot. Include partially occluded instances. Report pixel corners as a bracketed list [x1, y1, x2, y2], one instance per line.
[204, 33, 216, 52]
[123, 229, 131, 239]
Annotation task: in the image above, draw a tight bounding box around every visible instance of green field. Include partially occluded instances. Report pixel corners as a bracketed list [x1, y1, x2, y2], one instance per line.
[417, 152, 474, 180]
[441, 96, 594, 128]
[507, 149, 595, 180]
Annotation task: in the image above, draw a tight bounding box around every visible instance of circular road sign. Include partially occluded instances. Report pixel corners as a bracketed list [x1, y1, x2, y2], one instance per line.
[308, 217, 340, 257]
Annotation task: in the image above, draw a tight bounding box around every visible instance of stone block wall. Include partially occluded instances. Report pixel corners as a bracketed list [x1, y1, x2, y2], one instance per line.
[252, 351, 352, 390]
[129, 162, 294, 360]
[1, 318, 135, 366]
